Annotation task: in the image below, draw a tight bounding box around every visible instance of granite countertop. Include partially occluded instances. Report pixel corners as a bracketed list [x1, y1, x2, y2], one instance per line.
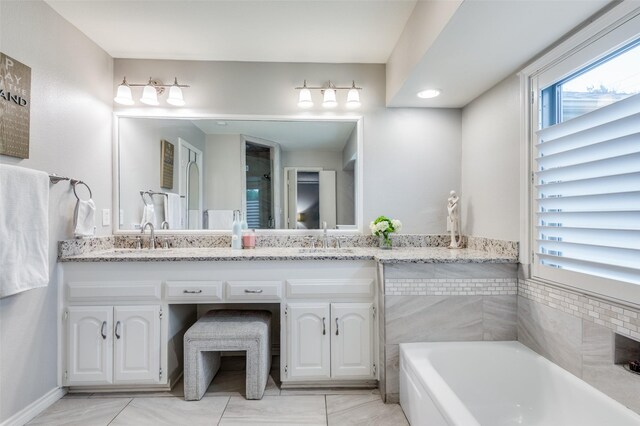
[58, 246, 517, 264]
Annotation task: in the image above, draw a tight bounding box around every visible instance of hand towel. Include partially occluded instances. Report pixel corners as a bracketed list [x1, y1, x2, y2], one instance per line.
[164, 193, 182, 230]
[73, 199, 96, 238]
[205, 210, 233, 229]
[0, 164, 49, 298]
[141, 203, 157, 228]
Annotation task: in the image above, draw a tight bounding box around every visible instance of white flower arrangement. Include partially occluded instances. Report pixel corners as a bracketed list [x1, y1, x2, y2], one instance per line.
[370, 215, 402, 248]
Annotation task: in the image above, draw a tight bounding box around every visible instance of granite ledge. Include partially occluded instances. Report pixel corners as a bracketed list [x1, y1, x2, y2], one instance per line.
[58, 247, 517, 264]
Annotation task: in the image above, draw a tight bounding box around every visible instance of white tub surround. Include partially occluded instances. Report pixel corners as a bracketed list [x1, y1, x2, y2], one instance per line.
[399, 341, 640, 426]
[518, 278, 640, 413]
[380, 262, 518, 402]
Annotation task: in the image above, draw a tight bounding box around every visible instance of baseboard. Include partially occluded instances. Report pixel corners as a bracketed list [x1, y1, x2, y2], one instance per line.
[1, 387, 66, 426]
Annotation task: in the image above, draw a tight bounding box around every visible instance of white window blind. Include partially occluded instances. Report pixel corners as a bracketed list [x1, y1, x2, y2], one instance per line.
[534, 93, 640, 285]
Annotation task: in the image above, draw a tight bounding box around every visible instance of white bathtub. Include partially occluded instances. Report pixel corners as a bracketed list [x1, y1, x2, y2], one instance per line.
[399, 341, 640, 426]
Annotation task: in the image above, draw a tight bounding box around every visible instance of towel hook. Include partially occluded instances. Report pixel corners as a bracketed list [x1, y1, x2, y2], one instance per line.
[71, 179, 92, 201]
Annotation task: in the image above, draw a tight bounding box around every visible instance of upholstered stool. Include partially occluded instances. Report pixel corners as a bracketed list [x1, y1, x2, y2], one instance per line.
[183, 310, 271, 401]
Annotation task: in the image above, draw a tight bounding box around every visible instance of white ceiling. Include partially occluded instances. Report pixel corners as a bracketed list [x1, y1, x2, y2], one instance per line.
[390, 0, 613, 108]
[45, 0, 417, 63]
[192, 119, 356, 151]
[46, 0, 615, 107]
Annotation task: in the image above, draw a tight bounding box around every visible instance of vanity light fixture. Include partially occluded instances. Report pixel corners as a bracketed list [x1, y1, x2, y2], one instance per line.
[417, 89, 441, 99]
[297, 80, 314, 108]
[322, 83, 338, 109]
[295, 80, 362, 109]
[113, 76, 190, 106]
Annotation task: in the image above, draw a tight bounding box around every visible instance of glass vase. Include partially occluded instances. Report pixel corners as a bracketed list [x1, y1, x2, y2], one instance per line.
[379, 234, 392, 250]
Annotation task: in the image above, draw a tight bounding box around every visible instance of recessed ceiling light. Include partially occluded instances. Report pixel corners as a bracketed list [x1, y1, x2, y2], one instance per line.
[216, 121, 227, 126]
[417, 89, 441, 99]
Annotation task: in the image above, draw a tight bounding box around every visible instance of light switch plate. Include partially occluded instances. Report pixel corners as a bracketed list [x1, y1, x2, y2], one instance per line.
[102, 209, 111, 226]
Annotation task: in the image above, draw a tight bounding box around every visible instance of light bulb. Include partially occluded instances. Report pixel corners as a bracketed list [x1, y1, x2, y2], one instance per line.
[297, 88, 313, 108]
[113, 78, 134, 105]
[322, 88, 337, 108]
[346, 88, 361, 109]
[140, 78, 159, 105]
[166, 79, 185, 106]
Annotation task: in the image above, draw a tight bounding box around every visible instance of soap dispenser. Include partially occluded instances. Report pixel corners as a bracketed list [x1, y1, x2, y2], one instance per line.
[231, 210, 242, 249]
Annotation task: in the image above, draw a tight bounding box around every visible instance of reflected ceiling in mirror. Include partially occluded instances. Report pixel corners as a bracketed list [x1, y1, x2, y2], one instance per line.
[117, 117, 359, 232]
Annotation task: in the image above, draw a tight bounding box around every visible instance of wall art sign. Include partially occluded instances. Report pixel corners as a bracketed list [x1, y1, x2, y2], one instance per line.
[0, 52, 31, 159]
[161, 139, 174, 189]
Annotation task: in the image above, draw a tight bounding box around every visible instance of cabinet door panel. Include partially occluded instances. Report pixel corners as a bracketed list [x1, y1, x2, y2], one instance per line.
[114, 305, 160, 383]
[331, 303, 373, 378]
[287, 303, 330, 379]
[67, 306, 113, 385]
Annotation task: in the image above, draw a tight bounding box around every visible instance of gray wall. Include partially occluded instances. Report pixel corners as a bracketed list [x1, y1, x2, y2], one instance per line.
[460, 75, 520, 241]
[118, 118, 206, 229]
[0, 1, 114, 422]
[114, 60, 462, 233]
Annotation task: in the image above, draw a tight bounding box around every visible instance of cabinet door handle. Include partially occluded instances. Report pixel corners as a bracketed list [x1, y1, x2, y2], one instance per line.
[244, 289, 263, 294]
[100, 321, 107, 339]
[322, 317, 326, 335]
[183, 289, 202, 294]
[335, 318, 339, 336]
[115, 321, 121, 339]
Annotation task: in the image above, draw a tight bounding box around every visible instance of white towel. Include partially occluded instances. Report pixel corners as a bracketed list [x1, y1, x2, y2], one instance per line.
[0, 164, 49, 298]
[164, 193, 182, 230]
[205, 209, 233, 229]
[141, 204, 157, 228]
[73, 199, 96, 238]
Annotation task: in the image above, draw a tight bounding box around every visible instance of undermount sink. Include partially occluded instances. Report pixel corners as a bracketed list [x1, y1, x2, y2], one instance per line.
[297, 248, 354, 254]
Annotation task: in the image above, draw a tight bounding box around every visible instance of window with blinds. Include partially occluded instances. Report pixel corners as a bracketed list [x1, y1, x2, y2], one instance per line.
[534, 37, 640, 287]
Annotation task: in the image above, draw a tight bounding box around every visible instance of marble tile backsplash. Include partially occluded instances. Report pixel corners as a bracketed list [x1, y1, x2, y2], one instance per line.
[385, 278, 517, 296]
[517, 280, 640, 414]
[519, 279, 640, 342]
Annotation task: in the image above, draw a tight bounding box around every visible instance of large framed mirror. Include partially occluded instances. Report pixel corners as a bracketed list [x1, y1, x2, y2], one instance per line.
[114, 115, 362, 233]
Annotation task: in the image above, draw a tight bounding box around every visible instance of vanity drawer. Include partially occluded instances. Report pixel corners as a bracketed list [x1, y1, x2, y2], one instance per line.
[165, 281, 223, 302]
[67, 281, 162, 302]
[226, 281, 282, 301]
[286, 279, 374, 299]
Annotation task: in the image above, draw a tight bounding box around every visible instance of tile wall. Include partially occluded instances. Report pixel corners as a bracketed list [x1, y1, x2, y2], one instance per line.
[380, 262, 518, 402]
[518, 278, 640, 413]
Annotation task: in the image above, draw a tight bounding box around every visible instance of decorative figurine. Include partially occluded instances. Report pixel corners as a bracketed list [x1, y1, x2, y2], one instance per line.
[447, 190, 462, 249]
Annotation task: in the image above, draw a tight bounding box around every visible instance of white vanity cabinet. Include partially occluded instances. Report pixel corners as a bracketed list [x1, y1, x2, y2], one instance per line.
[286, 302, 374, 381]
[66, 305, 161, 386]
[283, 277, 377, 384]
[287, 303, 331, 379]
[60, 260, 378, 390]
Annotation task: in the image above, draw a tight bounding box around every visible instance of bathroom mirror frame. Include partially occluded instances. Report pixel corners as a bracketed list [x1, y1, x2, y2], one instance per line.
[112, 112, 364, 235]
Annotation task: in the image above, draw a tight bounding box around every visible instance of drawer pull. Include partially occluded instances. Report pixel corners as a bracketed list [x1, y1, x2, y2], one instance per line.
[100, 321, 107, 339]
[183, 289, 203, 294]
[244, 289, 263, 294]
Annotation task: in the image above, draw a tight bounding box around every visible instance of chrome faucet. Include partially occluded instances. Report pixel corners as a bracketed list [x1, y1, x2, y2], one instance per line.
[141, 222, 155, 250]
[322, 221, 329, 248]
[161, 221, 169, 230]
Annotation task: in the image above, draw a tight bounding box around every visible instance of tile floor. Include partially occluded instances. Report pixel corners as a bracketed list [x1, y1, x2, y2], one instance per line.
[27, 358, 409, 425]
